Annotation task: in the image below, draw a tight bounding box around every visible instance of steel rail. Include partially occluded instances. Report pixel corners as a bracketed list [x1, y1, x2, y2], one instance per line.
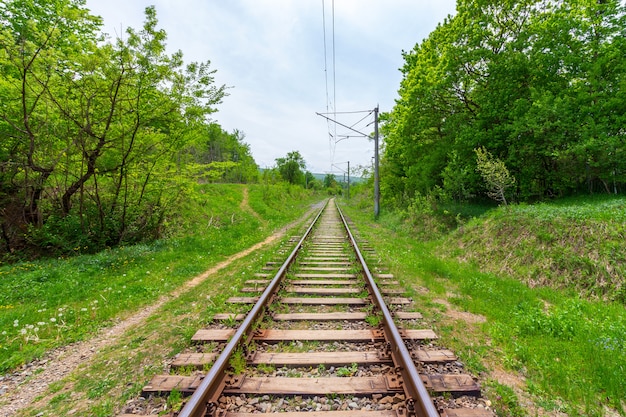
[336, 204, 440, 417]
[178, 200, 328, 417]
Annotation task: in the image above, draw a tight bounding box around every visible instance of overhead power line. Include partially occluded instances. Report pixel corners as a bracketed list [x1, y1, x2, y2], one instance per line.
[321, 0, 333, 164]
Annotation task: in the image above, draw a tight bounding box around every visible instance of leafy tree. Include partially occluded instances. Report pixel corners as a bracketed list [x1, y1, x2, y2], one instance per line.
[475, 147, 516, 205]
[182, 125, 258, 183]
[382, 0, 626, 205]
[275, 151, 306, 185]
[323, 173, 337, 188]
[304, 171, 321, 189]
[0, 2, 229, 256]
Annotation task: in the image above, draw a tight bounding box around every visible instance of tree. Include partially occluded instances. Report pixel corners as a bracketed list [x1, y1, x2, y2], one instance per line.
[0, 2, 228, 256]
[323, 173, 337, 188]
[381, 0, 626, 204]
[181, 125, 258, 183]
[275, 151, 306, 185]
[475, 147, 515, 205]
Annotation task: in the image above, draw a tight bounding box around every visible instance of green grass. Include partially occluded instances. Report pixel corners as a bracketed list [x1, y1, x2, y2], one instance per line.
[444, 195, 626, 302]
[0, 183, 322, 373]
[12, 228, 295, 416]
[340, 195, 626, 417]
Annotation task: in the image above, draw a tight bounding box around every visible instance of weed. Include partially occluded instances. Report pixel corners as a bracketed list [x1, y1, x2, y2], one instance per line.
[365, 312, 382, 327]
[336, 363, 358, 377]
[283, 367, 303, 377]
[87, 379, 114, 399]
[229, 348, 247, 374]
[49, 392, 70, 406]
[317, 363, 326, 374]
[202, 362, 213, 373]
[167, 388, 183, 412]
[223, 314, 239, 327]
[48, 381, 65, 393]
[485, 381, 525, 417]
[175, 365, 195, 376]
[256, 363, 276, 374]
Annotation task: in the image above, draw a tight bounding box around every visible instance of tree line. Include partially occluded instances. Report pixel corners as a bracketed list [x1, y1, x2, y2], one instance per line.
[0, 1, 257, 258]
[382, 0, 626, 206]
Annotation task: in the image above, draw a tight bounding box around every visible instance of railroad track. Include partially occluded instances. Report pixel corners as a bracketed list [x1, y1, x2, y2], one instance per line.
[119, 199, 493, 417]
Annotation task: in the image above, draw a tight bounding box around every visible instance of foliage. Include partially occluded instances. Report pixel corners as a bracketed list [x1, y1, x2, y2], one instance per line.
[275, 151, 306, 185]
[0, 2, 265, 260]
[444, 195, 626, 302]
[474, 147, 516, 205]
[166, 388, 183, 412]
[304, 171, 322, 190]
[382, 0, 626, 204]
[336, 363, 358, 377]
[181, 126, 259, 183]
[323, 173, 343, 195]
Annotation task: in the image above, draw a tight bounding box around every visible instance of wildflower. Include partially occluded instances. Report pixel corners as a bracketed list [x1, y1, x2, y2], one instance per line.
[13, 320, 18, 327]
[50, 317, 57, 323]
[81, 308, 88, 312]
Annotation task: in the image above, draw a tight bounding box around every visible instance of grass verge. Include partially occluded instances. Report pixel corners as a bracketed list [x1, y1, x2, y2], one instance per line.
[14, 223, 304, 416]
[340, 196, 626, 417]
[0, 183, 322, 373]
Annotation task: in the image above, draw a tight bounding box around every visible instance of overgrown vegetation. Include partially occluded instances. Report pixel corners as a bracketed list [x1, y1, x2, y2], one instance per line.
[341, 194, 626, 417]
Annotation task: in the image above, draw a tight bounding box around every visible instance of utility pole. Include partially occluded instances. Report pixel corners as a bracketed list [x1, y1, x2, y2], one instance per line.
[347, 160, 350, 199]
[374, 106, 380, 217]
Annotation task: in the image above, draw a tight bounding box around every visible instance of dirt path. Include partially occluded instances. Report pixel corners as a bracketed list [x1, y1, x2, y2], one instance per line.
[0, 206, 316, 417]
[239, 186, 267, 226]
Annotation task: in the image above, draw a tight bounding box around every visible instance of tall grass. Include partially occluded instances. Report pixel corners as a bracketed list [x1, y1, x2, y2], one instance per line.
[445, 195, 626, 302]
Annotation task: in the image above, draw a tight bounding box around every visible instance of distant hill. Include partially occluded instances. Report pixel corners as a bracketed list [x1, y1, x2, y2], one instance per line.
[259, 169, 366, 184]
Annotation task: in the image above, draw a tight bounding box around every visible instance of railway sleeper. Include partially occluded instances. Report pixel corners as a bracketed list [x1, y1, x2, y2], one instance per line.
[171, 349, 457, 369]
[142, 373, 480, 398]
[120, 408, 491, 417]
[190, 328, 437, 343]
[212, 310, 421, 322]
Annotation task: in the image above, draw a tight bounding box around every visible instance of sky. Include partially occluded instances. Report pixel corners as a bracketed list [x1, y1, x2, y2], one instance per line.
[84, 1, 457, 175]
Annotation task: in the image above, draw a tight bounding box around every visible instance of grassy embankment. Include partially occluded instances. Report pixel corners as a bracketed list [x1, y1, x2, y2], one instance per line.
[341, 194, 625, 417]
[0, 183, 322, 373]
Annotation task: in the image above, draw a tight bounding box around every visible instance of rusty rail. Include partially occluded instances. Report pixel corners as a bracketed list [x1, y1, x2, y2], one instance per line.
[178, 200, 328, 417]
[337, 205, 440, 417]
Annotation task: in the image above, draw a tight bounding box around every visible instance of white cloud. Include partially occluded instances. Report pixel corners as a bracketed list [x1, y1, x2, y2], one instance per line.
[86, 0, 456, 173]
